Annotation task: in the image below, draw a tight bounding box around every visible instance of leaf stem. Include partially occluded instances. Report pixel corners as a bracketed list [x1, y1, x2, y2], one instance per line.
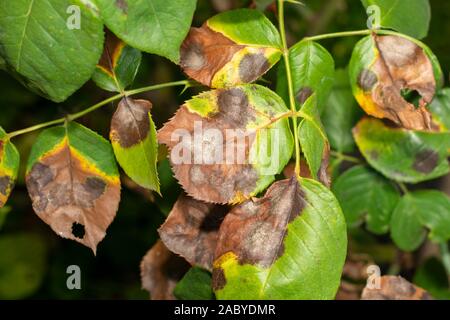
[397, 182, 409, 195]
[7, 80, 192, 139]
[278, 0, 301, 176]
[303, 29, 372, 42]
[330, 151, 361, 164]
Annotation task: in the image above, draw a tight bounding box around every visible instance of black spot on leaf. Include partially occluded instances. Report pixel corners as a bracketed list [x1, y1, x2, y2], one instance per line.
[238, 53, 270, 83]
[212, 267, 226, 291]
[413, 149, 439, 174]
[84, 177, 107, 200]
[358, 69, 378, 91]
[296, 87, 313, 105]
[0, 176, 11, 195]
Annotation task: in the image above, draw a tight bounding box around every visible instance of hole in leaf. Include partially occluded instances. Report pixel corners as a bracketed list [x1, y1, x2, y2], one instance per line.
[401, 89, 422, 109]
[72, 222, 85, 239]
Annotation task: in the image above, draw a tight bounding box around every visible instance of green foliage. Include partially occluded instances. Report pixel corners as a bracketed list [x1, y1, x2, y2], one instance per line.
[0, 0, 104, 102]
[174, 267, 214, 300]
[361, 0, 431, 39]
[95, 0, 197, 63]
[333, 166, 400, 234]
[391, 191, 450, 251]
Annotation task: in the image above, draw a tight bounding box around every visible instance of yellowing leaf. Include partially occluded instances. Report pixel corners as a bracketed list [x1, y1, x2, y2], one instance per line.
[158, 84, 293, 204]
[0, 127, 20, 209]
[350, 35, 442, 131]
[180, 9, 282, 88]
[110, 98, 159, 192]
[25, 122, 121, 253]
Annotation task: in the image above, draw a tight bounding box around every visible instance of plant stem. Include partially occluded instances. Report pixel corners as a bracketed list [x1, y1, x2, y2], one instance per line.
[330, 151, 361, 164]
[440, 243, 450, 279]
[7, 80, 192, 139]
[304, 29, 372, 41]
[397, 182, 409, 195]
[278, 0, 301, 176]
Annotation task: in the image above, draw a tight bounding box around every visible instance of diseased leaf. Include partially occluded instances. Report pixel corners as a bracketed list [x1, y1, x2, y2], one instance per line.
[140, 240, 190, 300]
[390, 191, 450, 251]
[349, 35, 442, 131]
[277, 40, 335, 112]
[158, 84, 294, 204]
[92, 31, 141, 92]
[180, 9, 282, 88]
[361, 0, 431, 39]
[0, 233, 47, 299]
[429, 88, 450, 131]
[110, 98, 159, 192]
[95, 0, 197, 63]
[298, 94, 330, 186]
[0, 0, 104, 102]
[174, 267, 214, 300]
[25, 122, 121, 253]
[0, 127, 20, 209]
[353, 118, 450, 183]
[159, 194, 227, 271]
[322, 69, 363, 153]
[212, 177, 347, 299]
[332, 166, 400, 234]
[362, 276, 433, 300]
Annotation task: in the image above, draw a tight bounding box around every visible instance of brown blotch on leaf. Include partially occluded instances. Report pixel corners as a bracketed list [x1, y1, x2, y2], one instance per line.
[180, 25, 243, 86]
[140, 240, 190, 300]
[98, 30, 123, 74]
[412, 149, 439, 174]
[0, 176, 11, 196]
[296, 87, 314, 105]
[111, 98, 152, 148]
[157, 87, 260, 204]
[361, 276, 433, 300]
[366, 35, 437, 131]
[159, 194, 228, 271]
[239, 53, 270, 83]
[25, 145, 120, 253]
[115, 0, 128, 14]
[357, 69, 378, 91]
[213, 177, 306, 269]
[212, 267, 227, 291]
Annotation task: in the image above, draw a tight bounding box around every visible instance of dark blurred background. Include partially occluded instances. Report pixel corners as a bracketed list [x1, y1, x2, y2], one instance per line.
[0, 0, 449, 299]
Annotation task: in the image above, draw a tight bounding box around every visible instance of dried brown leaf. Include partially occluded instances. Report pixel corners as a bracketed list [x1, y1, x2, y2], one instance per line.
[361, 276, 433, 300]
[159, 194, 228, 271]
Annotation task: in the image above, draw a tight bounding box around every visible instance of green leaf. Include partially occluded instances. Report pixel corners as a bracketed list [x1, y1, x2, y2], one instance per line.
[0, 206, 10, 230]
[0, 127, 20, 209]
[354, 118, 450, 183]
[158, 84, 294, 204]
[110, 98, 159, 192]
[174, 267, 214, 300]
[0, 233, 47, 299]
[391, 191, 450, 251]
[277, 40, 335, 112]
[92, 31, 141, 92]
[332, 165, 400, 234]
[429, 88, 450, 131]
[26, 122, 121, 253]
[213, 177, 347, 299]
[298, 94, 330, 185]
[414, 257, 450, 300]
[180, 9, 282, 88]
[322, 69, 363, 153]
[361, 0, 431, 39]
[0, 0, 104, 102]
[349, 35, 443, 131]
[95, 0, 197, 63]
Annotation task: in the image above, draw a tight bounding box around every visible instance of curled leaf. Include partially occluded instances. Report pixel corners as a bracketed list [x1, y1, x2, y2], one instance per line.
[362, 276, 433, 300]
[158, 84, 293, 204]
[92, 31, 141, 92]
[0, 127, 19, 208]
[212, 177, 347, 299]
[140, 240, 190, 300]
[110, 98, 159, 192]
[25, 122, 121, 253]
[180, 9, 282, 88]
[159, 194, 228, 271]
[350, 35, 442, 131]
